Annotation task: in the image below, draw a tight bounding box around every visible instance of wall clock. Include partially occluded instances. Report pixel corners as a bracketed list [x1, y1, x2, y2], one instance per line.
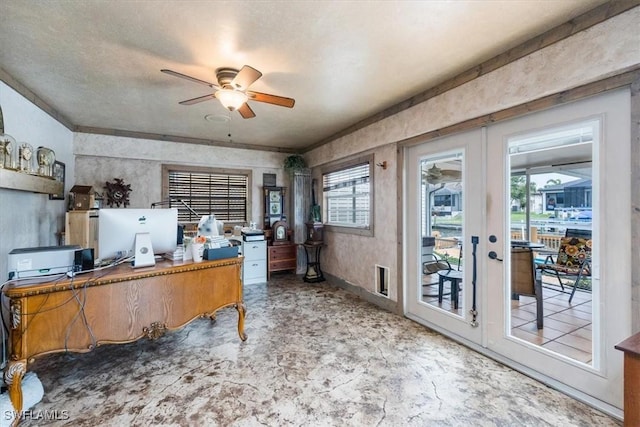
[104, 178, 132, 208]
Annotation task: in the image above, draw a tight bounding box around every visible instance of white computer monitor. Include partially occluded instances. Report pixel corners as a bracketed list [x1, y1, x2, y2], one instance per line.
[98, 208, 178, 267]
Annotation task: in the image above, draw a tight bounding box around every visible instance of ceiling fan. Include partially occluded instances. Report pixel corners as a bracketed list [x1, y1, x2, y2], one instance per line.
[161, 65, 295, 119]
[424, 164, 462, 184]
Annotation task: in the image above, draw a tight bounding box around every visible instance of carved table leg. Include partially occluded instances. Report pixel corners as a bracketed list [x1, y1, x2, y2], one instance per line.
[5, 359, 26, 415]
[236, 302, 247, 341]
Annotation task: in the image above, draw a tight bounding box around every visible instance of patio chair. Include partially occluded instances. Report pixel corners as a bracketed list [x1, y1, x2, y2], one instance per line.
[423, 254, 452, 275]
[537, 235, 591, 303]
[511, 247, 543, 329]
[422, 254, 453, 298]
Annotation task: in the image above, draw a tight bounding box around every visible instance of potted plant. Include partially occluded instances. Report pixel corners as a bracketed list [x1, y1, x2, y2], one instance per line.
[283, 154, 306, 175]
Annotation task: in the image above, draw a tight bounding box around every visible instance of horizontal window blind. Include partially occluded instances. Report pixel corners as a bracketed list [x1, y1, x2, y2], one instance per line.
[323, 162, 370, 228]
[168, 171, 248, 222]
[323, 163, 369, 191]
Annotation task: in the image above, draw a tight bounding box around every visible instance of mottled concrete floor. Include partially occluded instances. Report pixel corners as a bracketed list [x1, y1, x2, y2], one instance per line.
[17, 274, 618, 426]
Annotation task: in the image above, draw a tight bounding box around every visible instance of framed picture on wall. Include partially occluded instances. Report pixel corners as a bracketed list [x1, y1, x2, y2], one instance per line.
[49, 160, 65, 200]
[263, 186, 285, 229]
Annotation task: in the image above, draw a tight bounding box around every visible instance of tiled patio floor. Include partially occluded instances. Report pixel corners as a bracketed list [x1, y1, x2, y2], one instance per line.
[510, 280, 592, 363]
[422, 275, 592, 363]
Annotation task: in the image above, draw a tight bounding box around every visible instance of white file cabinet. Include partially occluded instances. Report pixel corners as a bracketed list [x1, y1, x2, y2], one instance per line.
[241, 240, 267, 284]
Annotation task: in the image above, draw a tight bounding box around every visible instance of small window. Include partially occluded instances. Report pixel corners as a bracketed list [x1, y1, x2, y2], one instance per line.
[163, 165, 251, 223]
[434, 194, 452, 207]
[322, 155, 373, 235]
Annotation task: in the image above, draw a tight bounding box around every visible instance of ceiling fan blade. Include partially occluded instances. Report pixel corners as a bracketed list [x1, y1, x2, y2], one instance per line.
[230, 65, 262, 90]
[247, 91, 295, 108]
[238, 103, 256, 119]
[442, 170, 462, 179]
[426, 171, 461, 184]
[161, 69, 218, 88]
[179, 93, 217, 105]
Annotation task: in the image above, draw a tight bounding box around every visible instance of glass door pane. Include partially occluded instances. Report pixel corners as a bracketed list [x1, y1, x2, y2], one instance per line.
[420, 153, 464, 316]
[507, 121, 595, 365]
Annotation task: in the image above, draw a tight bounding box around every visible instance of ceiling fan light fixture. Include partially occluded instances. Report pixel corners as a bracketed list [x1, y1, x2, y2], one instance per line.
[215, 89, 248, 111]
[162, 65, 294, 118]
[428, 164, 442, 177]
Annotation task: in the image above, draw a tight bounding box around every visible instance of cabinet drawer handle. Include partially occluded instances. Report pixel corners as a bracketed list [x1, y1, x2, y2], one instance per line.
[252, 263, 258, 267]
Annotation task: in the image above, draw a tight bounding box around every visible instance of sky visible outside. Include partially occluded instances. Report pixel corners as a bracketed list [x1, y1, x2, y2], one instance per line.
[530, 172, 579, 189]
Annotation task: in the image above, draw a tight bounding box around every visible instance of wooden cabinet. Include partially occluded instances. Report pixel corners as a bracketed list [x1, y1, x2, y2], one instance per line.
[241, 240, 267, 284]
[65, 210, 99, 258]
[268, 244, 297, 279]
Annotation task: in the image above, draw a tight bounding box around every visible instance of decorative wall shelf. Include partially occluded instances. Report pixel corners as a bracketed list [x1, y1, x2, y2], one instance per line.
[0, 168, 62, 195]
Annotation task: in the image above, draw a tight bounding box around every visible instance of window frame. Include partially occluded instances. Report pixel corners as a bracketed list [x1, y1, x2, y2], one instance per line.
[161, 164, 252, 226]
[321, 154, 374, 237]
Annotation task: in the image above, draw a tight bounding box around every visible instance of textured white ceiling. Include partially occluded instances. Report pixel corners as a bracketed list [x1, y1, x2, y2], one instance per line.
[0, 0, 607, 151]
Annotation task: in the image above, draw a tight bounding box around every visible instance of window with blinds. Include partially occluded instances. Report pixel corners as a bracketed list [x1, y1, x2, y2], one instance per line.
[322, 159, 371, 229]
[166, 168, 249, 223]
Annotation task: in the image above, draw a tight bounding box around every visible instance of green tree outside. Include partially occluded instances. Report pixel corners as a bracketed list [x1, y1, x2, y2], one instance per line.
[510, 176, 537, 211]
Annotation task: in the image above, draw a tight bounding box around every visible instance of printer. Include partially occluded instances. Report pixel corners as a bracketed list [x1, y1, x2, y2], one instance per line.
[8, 245, 82, 280]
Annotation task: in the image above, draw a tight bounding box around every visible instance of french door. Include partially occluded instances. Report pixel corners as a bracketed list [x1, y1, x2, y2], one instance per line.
[404, 88, 630, 415]
[404, 128, 484, 345]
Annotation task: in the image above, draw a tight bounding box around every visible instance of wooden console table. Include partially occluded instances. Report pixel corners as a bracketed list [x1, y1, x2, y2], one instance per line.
[616, 332, 640, 426]
[2, 257, 246, 418]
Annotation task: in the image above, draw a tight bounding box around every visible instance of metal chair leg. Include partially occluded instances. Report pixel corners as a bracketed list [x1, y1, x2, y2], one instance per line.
[568, 262, 589, 303]
[534, 274, 544, 329]
[554, 271, 565, 291]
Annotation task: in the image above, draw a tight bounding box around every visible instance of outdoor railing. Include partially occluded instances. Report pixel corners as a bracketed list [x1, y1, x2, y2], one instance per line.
[537, 234, 563, 251]
[511, 230, 563, 252]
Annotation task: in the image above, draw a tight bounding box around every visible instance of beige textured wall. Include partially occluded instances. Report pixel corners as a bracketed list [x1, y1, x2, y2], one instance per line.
[306, 8, 640, 307]
[313, 143, 398, 300]
[74, 133, 290, 225]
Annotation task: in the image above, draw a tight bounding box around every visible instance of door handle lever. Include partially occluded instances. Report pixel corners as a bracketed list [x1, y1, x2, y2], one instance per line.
[488, 251, 503, 262]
